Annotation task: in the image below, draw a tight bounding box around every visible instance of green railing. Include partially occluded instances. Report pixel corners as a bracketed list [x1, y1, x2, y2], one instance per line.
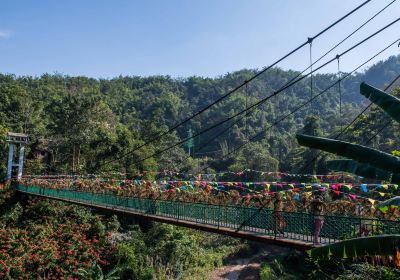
[16, 185, 400, 245]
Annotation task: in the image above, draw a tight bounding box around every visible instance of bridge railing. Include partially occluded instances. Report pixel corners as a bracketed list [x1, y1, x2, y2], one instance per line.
[16, 185, 400, 244]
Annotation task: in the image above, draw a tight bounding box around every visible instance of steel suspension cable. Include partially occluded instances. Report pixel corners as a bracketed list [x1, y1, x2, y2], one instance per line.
[199, 38, 400, 175]
[98, 0, 372, 168]
[343, 73, 400, 135]
[311, 0, 397, 76]
[299, 72, 400, 173]
[190, 2, 397, 158]
[110, 21, 400, 168]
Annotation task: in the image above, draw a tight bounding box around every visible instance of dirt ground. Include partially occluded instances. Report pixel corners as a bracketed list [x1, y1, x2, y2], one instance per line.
[207, 245, 290, 280]
[207, 257, 261, 280]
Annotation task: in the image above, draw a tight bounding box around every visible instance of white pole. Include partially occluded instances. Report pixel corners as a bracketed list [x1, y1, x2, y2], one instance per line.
[7, 144, 14, 179]
[17, 144, 25, 179]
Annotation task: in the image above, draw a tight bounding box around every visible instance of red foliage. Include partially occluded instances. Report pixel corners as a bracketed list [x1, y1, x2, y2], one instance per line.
[0, 221, 113, 279]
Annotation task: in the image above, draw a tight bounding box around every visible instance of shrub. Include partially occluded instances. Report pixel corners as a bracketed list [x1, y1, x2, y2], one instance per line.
[260, 263, 276, 280]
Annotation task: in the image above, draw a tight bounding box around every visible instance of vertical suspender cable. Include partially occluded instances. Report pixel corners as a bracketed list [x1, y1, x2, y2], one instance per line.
[181, 1, 397, 173]
[113, 19, 400, 168]
[244, 82, 249, 142]
[337, 55, 343, 135]
[308, 38, 314, 115]
[98, 0, 373, 168]
[245, 81, 249, 173]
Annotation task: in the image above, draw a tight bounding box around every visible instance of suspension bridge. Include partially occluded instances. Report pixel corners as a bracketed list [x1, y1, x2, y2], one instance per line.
[4, 1, 400, 251]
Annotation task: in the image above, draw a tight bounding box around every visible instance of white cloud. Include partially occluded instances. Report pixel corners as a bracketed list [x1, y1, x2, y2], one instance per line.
[0, 31, 11, 38]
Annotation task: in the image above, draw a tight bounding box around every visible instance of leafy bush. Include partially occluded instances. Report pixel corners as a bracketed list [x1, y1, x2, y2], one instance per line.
[0, 221, 112, 279]
[0, 195, 114, 279]
[260, 263, 276, 280]
[337, 263, 400, 280]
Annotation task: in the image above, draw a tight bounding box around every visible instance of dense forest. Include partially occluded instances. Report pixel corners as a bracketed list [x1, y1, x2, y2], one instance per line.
[0, 55, 399, 180]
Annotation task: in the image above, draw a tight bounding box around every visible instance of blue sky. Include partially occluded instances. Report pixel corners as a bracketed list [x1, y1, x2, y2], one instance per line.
[0, 0, 399, 78]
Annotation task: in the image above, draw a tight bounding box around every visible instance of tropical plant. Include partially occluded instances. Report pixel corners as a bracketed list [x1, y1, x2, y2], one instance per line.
[297, 82, 400, 182]
[307, 235, 400, 263]
[78, 262, 120, 280]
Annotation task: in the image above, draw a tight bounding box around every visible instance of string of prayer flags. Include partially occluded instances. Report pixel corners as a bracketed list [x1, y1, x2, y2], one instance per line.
[86, 169, 362, 181]
[24, 177, 398, 205]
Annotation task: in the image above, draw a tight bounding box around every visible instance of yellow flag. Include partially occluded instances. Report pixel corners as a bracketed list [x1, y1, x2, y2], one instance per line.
[382, 185, 389, 190]
[368, 198, 375, 205]
[379, 192, 385, 197]
[305, 191, 312, 197]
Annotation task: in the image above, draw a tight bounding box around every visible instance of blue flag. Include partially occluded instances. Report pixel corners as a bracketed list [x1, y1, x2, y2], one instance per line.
[361, 184, 368, 192]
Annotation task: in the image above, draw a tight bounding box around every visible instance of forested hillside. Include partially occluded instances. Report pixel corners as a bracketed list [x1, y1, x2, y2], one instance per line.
[0, 55, 399, 179]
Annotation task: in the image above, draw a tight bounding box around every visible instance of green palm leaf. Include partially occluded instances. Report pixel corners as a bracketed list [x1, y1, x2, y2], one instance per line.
[379, 197, 400, 208]
[308, 235, 400, 260]
[360, 82, 400, 124]
[296, 134, 400, 173]
[327, 159, 392, 181]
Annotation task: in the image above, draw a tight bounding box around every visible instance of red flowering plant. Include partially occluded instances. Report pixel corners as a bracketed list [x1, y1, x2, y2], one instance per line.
[0, 180, 14, 207]
[0, 180, 10, 191]
[0, 194, 115, 279]
[0, 218, 114, 279]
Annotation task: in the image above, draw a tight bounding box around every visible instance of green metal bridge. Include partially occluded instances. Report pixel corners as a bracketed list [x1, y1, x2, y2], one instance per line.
[16, 185, 400, 250]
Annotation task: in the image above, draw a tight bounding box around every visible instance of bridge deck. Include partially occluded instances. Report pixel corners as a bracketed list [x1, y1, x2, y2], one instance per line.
[16, 185, 400, 250]
[17, 189, 317, 249]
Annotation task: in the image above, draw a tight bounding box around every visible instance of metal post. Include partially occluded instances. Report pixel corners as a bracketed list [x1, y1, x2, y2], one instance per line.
[17, 144, 25, 179]
[218, 204, 221, 228]
[7, 144, 14, 179]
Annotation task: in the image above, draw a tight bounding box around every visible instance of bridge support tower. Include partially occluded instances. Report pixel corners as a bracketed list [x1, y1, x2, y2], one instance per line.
[6, 132, 29, 180]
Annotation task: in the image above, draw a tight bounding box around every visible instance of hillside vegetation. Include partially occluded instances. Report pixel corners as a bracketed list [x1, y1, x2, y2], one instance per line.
[0, 55, 399, 179]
